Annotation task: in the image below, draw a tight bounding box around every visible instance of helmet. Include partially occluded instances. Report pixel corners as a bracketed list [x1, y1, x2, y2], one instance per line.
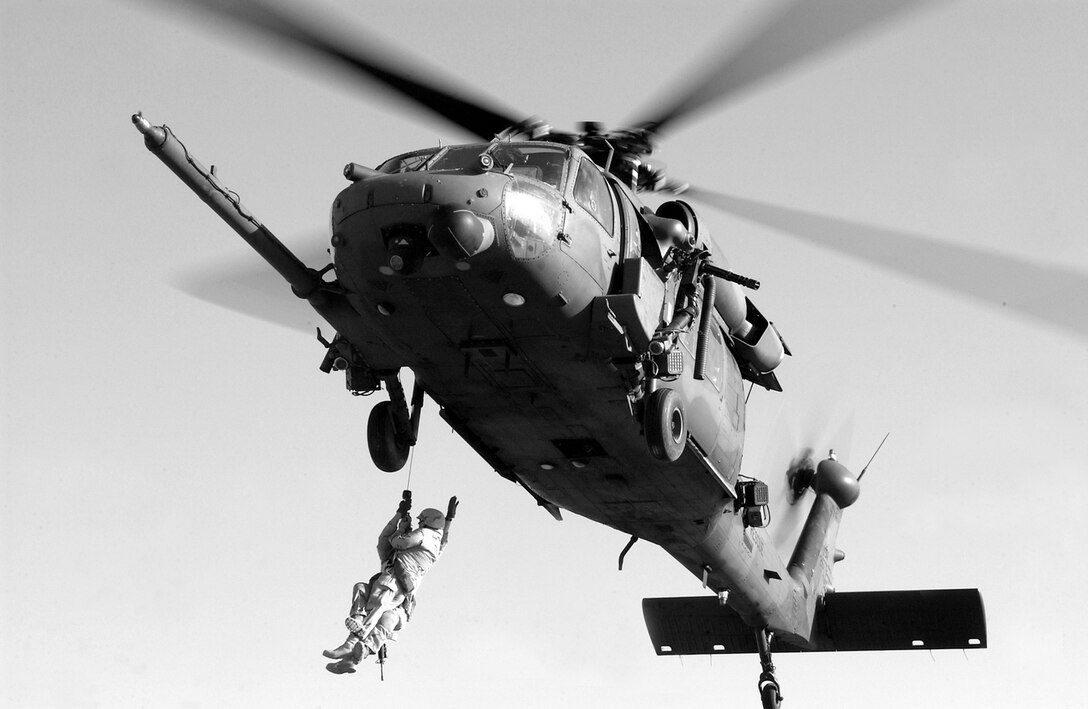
[417, 508, 445, 530]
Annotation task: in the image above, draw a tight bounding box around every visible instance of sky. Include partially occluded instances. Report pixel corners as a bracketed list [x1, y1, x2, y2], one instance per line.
[3, 1, 1087, 707]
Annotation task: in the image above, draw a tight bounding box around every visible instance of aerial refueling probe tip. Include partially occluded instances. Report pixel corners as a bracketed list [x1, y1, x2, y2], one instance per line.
[132, 112, 151, 133]
[131, 112, 166, 146]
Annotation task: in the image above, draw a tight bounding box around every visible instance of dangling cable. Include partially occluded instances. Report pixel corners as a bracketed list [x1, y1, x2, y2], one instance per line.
[398, 447, 418, 531]
[405, 445, 416, 492]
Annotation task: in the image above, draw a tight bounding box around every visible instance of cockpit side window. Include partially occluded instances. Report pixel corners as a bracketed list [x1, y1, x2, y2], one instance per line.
[573, 158, 615, 233]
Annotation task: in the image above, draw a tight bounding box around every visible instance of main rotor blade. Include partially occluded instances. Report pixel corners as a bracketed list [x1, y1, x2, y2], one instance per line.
[630, 0, 942, 137]
[686, 189, 1088, 341]
[169, 0, 524, 139]
[171, 238, 333, 334]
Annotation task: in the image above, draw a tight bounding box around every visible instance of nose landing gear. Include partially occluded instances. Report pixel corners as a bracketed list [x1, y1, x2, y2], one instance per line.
[367, 374, 425, 472]
[755, 628, 784, 709]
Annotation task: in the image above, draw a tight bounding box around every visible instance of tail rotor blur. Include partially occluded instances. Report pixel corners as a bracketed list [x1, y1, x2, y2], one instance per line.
[765, 405, 855, 550]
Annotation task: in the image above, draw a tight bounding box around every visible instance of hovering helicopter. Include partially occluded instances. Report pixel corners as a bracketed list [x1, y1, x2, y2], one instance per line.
[134, 1, 986, 706]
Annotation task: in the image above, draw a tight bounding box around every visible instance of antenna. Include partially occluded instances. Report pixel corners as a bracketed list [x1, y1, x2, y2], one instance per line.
[857, 433, 890, 481]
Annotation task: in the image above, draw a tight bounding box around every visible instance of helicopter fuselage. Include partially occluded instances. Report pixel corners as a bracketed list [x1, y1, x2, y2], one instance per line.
[328, 140, 817, 641]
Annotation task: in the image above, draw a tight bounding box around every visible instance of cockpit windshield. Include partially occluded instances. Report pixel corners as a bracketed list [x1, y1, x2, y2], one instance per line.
[427, 145, 487, 173]
[487, 144, 568, 190]
[376, 148, 440, 174]
[376, 143, 569, 191]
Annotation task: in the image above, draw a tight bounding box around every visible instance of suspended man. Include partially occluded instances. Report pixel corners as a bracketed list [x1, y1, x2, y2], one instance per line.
[324, 493, 458, 674]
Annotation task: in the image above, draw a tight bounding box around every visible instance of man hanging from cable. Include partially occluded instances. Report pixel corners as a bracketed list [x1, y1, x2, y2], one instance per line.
[324, 491, 458, 674]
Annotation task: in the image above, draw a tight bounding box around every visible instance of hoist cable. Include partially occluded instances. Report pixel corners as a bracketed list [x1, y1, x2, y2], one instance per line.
[405, 445, 416, 492]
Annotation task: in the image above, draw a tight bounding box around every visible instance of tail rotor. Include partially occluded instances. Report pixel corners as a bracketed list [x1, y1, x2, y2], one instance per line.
[765, 405, 855, 550]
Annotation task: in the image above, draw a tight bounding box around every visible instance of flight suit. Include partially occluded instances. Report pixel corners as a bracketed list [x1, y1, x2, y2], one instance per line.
[324, 507, 449, 673]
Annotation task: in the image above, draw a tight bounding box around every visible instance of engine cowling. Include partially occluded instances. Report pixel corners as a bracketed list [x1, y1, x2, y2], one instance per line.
[729, 298, 786, 373]
[654, 200, 703, 249]
[645, 200, 787, 374]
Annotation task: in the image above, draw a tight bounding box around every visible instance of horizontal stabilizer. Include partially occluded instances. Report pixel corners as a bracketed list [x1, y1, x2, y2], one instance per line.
[643, 589, 986, 655]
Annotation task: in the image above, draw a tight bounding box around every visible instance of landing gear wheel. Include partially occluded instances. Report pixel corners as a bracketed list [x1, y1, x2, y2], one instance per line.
[645, 388, 687, 462]
[755, 629, 783, 709]
[367, 400, 410, 472]
[759, 674, 783, 709]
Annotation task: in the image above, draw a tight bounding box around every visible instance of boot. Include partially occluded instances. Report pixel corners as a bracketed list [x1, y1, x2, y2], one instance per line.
[325, 658, 357, 675]
[323, 634, 359, 659]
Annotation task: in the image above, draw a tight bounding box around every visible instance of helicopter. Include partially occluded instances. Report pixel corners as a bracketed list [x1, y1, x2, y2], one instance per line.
[133, 1, 988, 706]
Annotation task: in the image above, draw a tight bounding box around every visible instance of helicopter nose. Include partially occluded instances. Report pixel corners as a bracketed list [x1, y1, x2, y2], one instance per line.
[426, 205, 494, 261]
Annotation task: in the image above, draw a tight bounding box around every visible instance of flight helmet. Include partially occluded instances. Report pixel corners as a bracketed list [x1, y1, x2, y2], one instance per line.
[417, 508, 445, 530]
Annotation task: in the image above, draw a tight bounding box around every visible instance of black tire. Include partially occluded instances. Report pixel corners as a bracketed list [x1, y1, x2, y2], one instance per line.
[645, 388, 687, 462]
[367, 401, 410, 472]
[760, 682, 782, 709]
